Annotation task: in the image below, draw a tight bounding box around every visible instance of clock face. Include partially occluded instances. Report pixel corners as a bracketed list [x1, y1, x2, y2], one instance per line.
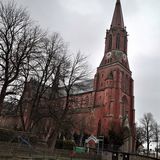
[106, 52, 112, 59]
[123, 54, 127, 61]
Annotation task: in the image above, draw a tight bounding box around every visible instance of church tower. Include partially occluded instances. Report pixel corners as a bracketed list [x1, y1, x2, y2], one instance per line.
[93, 0, 135, 152]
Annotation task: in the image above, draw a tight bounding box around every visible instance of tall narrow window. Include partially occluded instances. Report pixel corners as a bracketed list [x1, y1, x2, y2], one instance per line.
[116, 33, 120, 49]
[124, 36, 127, 52]
[97, 120, 101, 136]
[121, 96, 128, 117]
[121, 72, 124, 91]
[108, 35, 112, 50]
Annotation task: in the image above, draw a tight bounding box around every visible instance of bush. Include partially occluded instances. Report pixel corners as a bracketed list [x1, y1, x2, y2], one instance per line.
[55, 139, 63, 149]
[55, 139, 75, 150]
[0, 129, 13, 142]
[63, 140, 75, 150]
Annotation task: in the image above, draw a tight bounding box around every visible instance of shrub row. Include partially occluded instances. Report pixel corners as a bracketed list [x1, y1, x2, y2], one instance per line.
[55, 139, 76, 150]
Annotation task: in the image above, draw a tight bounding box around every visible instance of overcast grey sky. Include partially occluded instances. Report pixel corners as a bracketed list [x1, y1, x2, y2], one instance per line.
[6, 0, 160, 122]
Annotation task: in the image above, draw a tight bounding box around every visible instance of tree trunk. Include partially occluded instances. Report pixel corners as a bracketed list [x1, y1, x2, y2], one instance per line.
[48, 126, 59, 152]
[79, 132, 84, 146]
[50, 131, 58, 151]
[156, 139, 158, 159]
[19, 102, 26, 131]
[0, 83, 8, 113]
[147, 139, 149, 156]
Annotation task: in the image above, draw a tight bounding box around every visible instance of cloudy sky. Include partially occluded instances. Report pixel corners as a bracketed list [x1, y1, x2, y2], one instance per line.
[6, 0, 160, 122]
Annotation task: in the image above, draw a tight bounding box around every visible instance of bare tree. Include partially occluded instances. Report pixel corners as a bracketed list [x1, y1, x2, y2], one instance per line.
[17, 33, 66, 131]
[0, 1, 43, 113]
[11, 27, 90, 151]
[47, 52, 90, 151]
[135, 124, 145, 152]
[140, 113, 155, 156]
[0, 1, 90, 151]
[153, 122, 160, 158]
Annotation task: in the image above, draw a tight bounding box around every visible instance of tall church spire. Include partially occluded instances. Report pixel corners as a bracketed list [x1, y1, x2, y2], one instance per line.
[111, 0, 124, 28]
[94, 0, 135, 151]
[100, 0, 129, 68]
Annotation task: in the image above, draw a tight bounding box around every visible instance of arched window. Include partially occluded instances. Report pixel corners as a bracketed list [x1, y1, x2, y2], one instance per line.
[121, 72, 124, 91]
[125, 75, 128, 93]
[108, 35, 112, 50]
[85, 96, 89, 105]
[121, 96, 128, 117]
[107, 71, 113, 80]
[97, 120, 101, 136]
[116, 33, 120, 49]
[125, 75, 130, 94]
[108, 95, 112, 114]
[124, 36, 127, 52]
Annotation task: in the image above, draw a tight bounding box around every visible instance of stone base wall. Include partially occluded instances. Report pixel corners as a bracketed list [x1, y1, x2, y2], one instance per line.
[102, 151, 158, 160]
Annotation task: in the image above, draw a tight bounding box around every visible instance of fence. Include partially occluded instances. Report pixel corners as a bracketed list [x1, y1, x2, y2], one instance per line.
[101, 150, 159, 160]
[0, 142, 101, 160]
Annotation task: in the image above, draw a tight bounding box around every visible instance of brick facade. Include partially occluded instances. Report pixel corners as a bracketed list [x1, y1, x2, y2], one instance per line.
[59, 0, 135, 152]
[0, 0, 135, 152]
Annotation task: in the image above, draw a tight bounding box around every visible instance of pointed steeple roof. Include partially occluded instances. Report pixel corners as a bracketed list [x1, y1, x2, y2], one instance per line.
[111, 0, 124, 28]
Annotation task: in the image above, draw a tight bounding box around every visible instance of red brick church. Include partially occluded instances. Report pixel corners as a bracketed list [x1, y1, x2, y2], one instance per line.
[0, 0, 135, 152]
[67, 0, 135, 152]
